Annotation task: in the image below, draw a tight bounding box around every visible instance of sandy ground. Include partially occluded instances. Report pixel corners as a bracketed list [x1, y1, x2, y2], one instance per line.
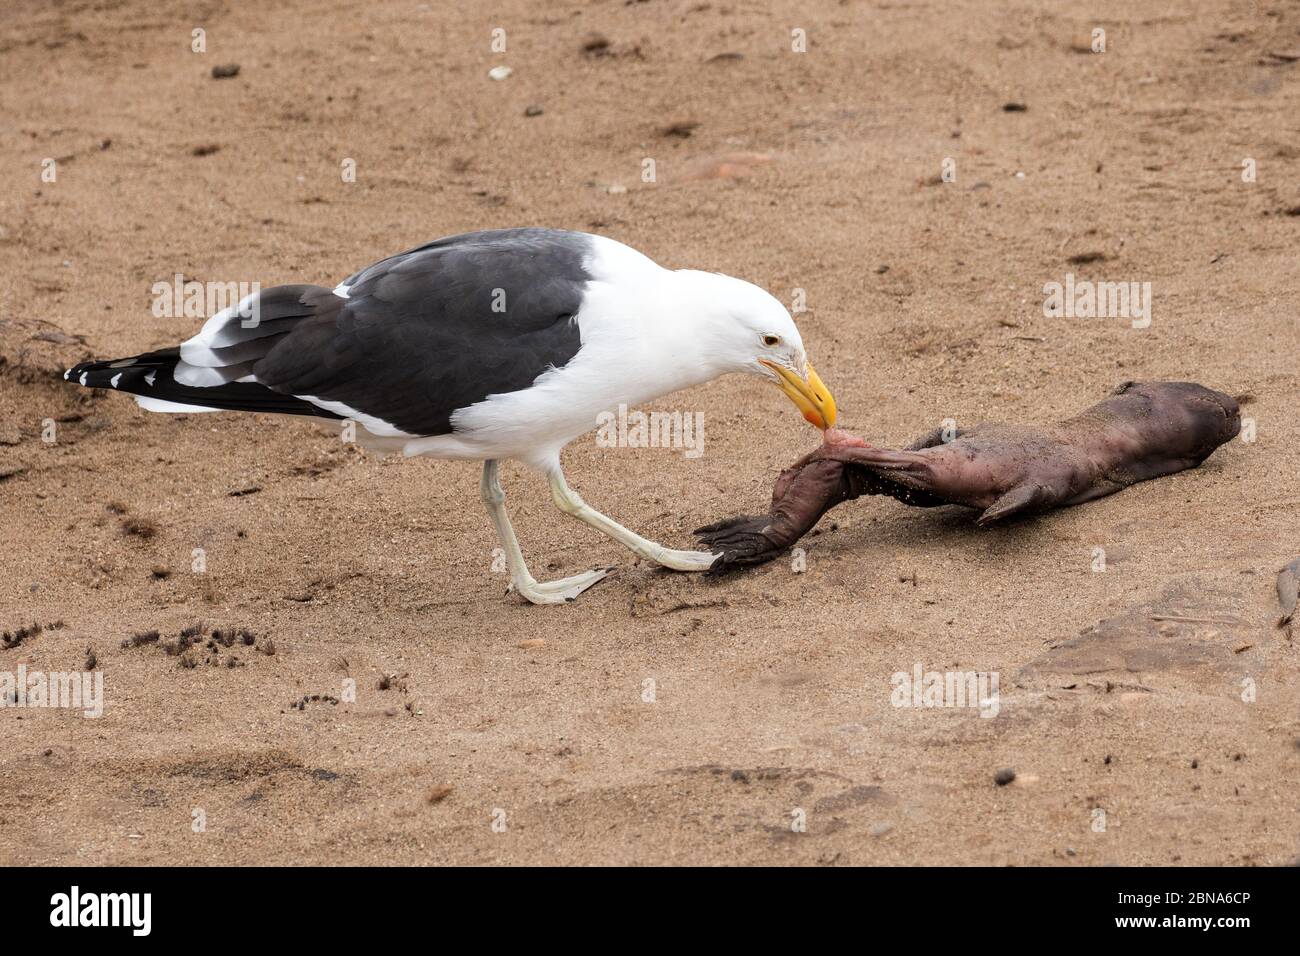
[1, 0, 1298, 866]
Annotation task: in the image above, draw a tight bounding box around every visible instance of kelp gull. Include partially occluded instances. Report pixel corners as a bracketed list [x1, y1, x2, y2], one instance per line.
[66, 228, 836, 603]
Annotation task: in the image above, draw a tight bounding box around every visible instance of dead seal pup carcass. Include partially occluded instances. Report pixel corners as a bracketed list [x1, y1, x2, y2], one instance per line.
[697, 381, 1240, 569]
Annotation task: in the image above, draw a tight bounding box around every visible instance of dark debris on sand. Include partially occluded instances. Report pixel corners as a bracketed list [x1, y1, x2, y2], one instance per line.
[2, 620, 65, 651]
[118, 622, 276, 667]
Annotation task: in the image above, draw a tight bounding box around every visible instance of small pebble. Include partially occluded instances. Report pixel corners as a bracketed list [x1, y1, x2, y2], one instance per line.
[994, 767, 1016, 786]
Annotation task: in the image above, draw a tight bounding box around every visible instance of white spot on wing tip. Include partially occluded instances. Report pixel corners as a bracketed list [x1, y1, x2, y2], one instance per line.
[79, 372, 87, 386]
[144, 371, 157, 387]
[110, 373, 122, 389]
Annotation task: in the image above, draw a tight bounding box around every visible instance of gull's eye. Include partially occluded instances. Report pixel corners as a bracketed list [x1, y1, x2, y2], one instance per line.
[761, 334, 782, 347]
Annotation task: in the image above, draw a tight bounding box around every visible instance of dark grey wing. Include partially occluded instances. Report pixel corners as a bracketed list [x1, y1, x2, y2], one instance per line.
[253, 228, 591, 435]
[66, 230, 592, 431]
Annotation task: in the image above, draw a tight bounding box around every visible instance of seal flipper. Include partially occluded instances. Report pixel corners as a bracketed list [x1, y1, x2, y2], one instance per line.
[696, 458, 860, 571]
[975, 483, 1053, 526]
[821, 446, 931, 473]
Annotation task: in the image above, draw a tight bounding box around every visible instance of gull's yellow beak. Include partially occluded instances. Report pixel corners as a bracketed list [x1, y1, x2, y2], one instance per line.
[760, 359, 837, 430]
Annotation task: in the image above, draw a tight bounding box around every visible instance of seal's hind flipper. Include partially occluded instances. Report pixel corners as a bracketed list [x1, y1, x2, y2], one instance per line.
[825, 446, 931, 473]
[821, 446, 940, 503]
[975, 483, 1051, 526]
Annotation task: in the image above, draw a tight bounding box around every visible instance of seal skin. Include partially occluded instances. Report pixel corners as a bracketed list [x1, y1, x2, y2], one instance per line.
[697, 381, 1240, 570]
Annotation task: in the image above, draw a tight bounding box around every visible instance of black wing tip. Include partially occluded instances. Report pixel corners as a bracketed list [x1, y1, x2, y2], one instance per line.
[65, 358, 121, 388]
[65, 347, 183, 386]
[66, 351, 344, 421]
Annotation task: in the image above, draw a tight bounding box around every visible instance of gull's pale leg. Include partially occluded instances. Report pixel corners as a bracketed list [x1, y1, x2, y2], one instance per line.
[480, 460, 612, 604]
[548, 468, 718, 572]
